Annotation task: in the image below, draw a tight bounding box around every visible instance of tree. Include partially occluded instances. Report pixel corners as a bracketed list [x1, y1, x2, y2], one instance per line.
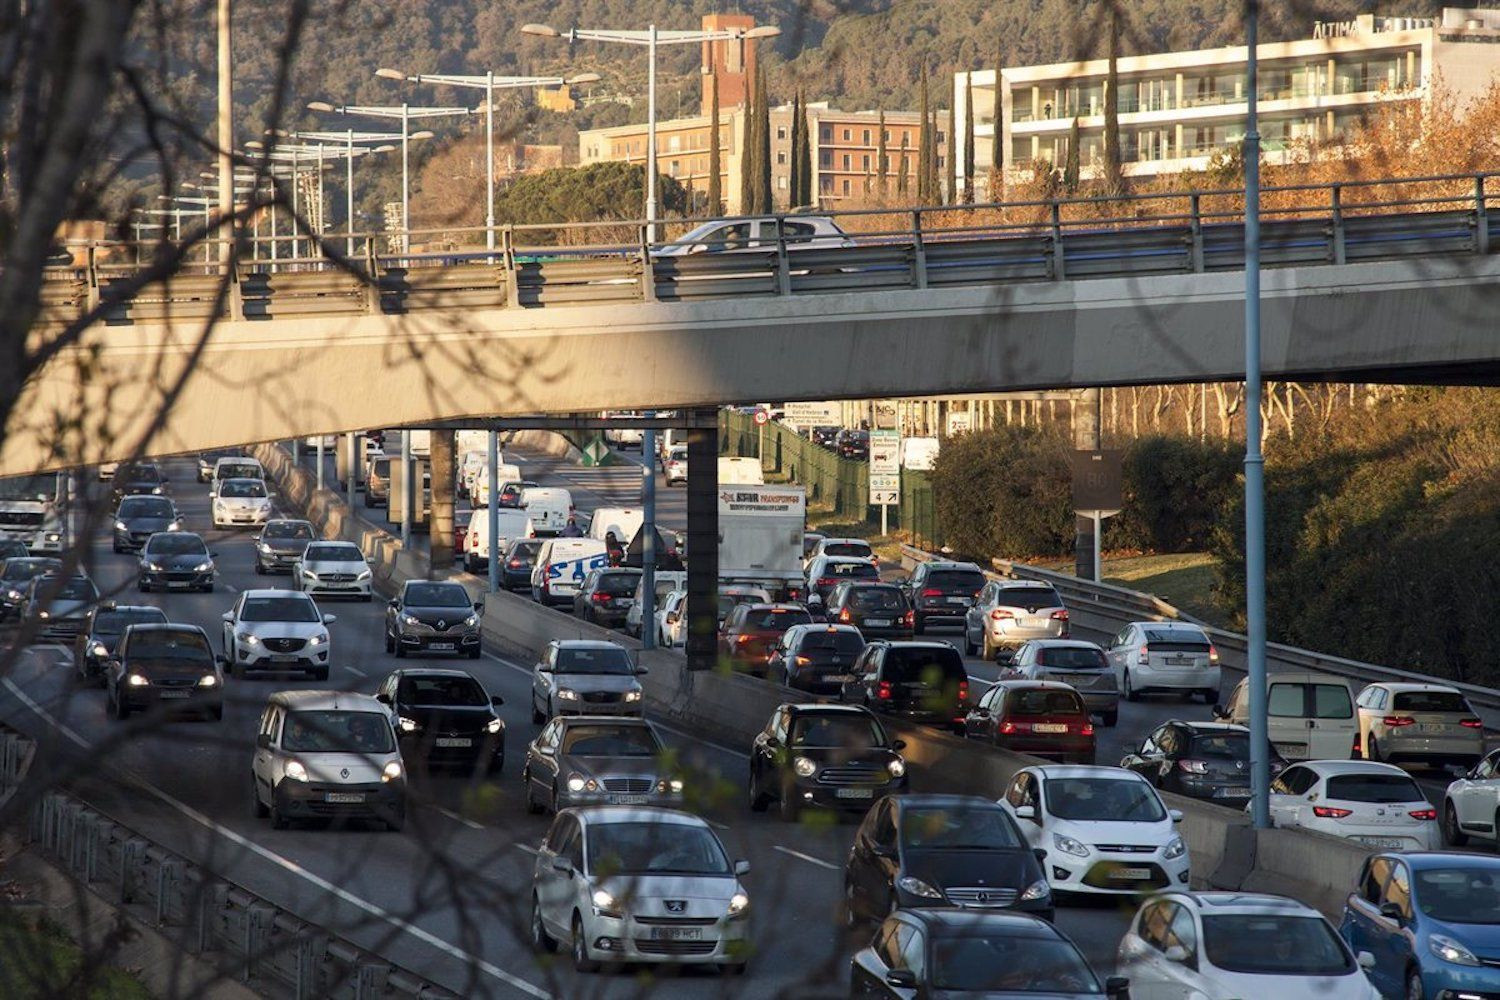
[795, 90, 812, 207]
[1103, 5, 1125, 194]
[962, 73, 975, 203]
[1063, 118, 1082, 191]
[876, 111, 890, 194]
[917, 65, 932, 202]
[707, 69, 722, 216]
[787, 91, 802, 209]
[945, 95, 957, 204]
[991, 43, 1005, 198]
[739, 81, 755, 214]
[751, 64, 772, 213]
[493, 161, 687, 224]
[897, 134, 911, 196]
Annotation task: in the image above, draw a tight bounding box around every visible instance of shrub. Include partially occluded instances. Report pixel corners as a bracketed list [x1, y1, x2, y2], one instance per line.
[930, 426, 1073, 561]
[1115, 435, 1240, 553]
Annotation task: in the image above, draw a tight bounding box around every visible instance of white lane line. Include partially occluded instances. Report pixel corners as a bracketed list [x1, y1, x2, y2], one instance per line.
[344, 665, 367, 676]
[0, 677, 550, 999]
[514, 843, 539, 855]
[222, 581, 239, 593]
[772, 846, 840, 871]
[436, 807, 484, 831]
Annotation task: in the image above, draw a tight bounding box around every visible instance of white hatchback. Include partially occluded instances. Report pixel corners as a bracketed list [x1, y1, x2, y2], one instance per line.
[1262, 759, 1440, 851]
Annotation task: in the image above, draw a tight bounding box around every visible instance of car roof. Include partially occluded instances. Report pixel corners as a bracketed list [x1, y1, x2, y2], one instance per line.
[740, 603, 806, 612]
[1400, 852, 1500, 870]
[891, 794, 1005, 812]
[124, 622, 206, 636]
[392, 667, 476, 679]
[1173, 720, 1249, 734]
[559, 715, 652, 728]
[94, 604, 163, 616]
[921, 561, 983, 572]
[570, 806, 707, 828]
[1264, 671, 1353, 686]
[1373, 682, 1464, 694]
[220, 477, 264, 485]
[789, 623, 862, 637]
[1027, 639, 1105, 650]
[815, 556, 874, 565]
[1297, 759, 1412, 778]
[820, 537, 871, 546]
[1161, 891, 1321, 917]
[881, 640, 960, 651]
[993, 680, 1084, 693]
[1033, 764, 1149, 781]
[270, 690, 386, 712]
[555, 639, 625, 650]
[241, 588, 312, 600]
[784, 703, 873, 718]
[145, 531, 201, 541]
[404, 579, 467, 590]
[264, 518, 312, 526]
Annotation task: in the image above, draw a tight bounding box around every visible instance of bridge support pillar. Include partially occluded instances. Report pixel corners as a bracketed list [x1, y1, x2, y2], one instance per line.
[1072, 388, 1101, 580]
[684, 410, 719, 672]
[429, 430, 455, 575]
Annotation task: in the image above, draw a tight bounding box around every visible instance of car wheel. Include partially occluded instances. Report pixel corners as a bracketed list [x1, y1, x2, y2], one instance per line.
[201, 583, 214, 593]
[231, 659, 245, 679]
[572, 914, 598, 973]
[468, 646, 480, 660]
[394, 640, 407, 659]
[522, 768, 543, 815]
[530, 894, 557, 953]
[1369, 736, 1383, 763]
[748, 771, 770, 813]
[531, 697, 545, 725]
[549, 782, 560, 815]
[1444, 801, 1468, 846]
[136, 578, 148, 593]
[209, 705, 224, 721]
[1493, 809, 1500, 855]
[254, 562, 266, 575]
[1406, 968, 1425, 1000]
[1123, 669, 1139, 702]
[111, 686, 129, 720]
[980, 634, 994, 661]
[1102, 709, 1119, 728]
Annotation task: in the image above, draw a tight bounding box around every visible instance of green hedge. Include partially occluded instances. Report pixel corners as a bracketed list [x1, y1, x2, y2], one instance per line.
[929, 425, 1075, 561]
[1114, 435, 1241, 553]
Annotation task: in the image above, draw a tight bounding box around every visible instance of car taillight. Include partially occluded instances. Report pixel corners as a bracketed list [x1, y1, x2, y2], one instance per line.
[794, 655, 811, 666]
[1382, 716, 1415, 728]
[1051, 609, 1069, 621]
[957, 680, 969, 703]
[921, 588, 943, 598]
[1208, 644, 1220, 665]
[818, 577, 837, 588]
[1079, 722, 1095, 737]
[592, 592, 611, 603]
[1409, 808, 1438, 821]
[999, 721, 1020, 735]
[507, 559, 522, 568]
[1177, 759, 1209, 774]
[1461, 718, 1484, 729]
[1312, 806, 1353, 818]
[903, 610, 914, 627]
[1137, 644, 1150, 665]
[737, 634, 753, 644]
[787, 587, 802, 601]
[990, 609, 1014, 621]
[838, 608, 852, 623]
[876, 680, 893, 700]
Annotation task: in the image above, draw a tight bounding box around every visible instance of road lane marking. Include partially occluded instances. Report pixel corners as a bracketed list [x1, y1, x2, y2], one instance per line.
[772, 846, 840, 871]
[436, 807, 484, 831]
[514, 843, 539, 855]
[1, 676, 551, 999]
[222, 582, 239, 593]
[344, 665, 367, 676]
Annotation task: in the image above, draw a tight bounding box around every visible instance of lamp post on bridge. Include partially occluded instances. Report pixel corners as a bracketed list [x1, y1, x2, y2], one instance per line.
[249, 139, 392, 261]
[277, 129, 402, 255]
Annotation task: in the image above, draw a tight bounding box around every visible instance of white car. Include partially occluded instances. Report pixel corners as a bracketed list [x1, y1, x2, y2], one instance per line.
[803, 536, 876, 570]
[292, 541, 373, 601]
[1117, 891, 1380, 1000]
[1105, 621, 1221, 704]
[1263, 759, 1440, 851]
[529, 806, 750, 972]
[652, 215, 852, 257]
[212, 478, 272, 529]
[663, 446, 687, 486]
[998, 765, 1190, 897]
[625, 571, 686, 638]
[1443, 746, 1500, 847]
[221, 589, 334, 680]
[97, 461, 119, 480]
[655, 589, 687, 648]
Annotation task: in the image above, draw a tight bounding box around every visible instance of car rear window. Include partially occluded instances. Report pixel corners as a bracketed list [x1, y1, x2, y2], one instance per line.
[1036, 647, 1108, 670]
[825, 562, 878, 579]
[1393, 690, 1470, 713]
[1008, 689, 1086, 715]
[795, 630, 865, 655]
[743, 608, 811, 630]
[994, 586, 1062, 609]
[1143, 628, 1211, 650]
[1325, 773, 1424, 803]
[823, 542, 871, 558]
[848, 587, 906, 612]
[884, 647, 966, 684]
[597, 573, 641, 596]
[1190, 733, 1250, 759]
[1268, 682, 1353, 719]
[927, 570, 985, 592]
[94, 609, 167, 634]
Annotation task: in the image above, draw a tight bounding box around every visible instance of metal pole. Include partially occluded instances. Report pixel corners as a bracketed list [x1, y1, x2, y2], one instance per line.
[290, 146, 300, 261]
[485, 72, 496, 254]
[217, 0, 234, 268]
[269, 199, 278, 265]
[316, 436, 324, 491]
[645, 25, 658, 243]
[346, 129, 356, 256]
[1092, 512, 1102, 583]
[641, 414, 657, 650]
[316, 144, 326, 257]
[486, 430, 500, 593]
[1243, 0, 1270, 831]
[401, 103, 411, 254]
[401, 429, 412, 548]
[347, 431, 358, 511]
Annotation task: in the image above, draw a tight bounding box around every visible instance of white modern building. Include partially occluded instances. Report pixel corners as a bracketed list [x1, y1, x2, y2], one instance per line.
[956, 8, 1500, 196]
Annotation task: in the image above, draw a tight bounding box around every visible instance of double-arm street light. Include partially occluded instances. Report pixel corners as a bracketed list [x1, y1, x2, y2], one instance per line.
[277, 130, 401, 253]
[375, 68, 600, 251]
[520, 21, 779, 241]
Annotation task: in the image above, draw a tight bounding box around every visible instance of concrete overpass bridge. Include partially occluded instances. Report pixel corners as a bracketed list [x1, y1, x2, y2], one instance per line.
[12, 171, 1500, 475]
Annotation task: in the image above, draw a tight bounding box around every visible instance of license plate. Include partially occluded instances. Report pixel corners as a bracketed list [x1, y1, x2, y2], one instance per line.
[1417, 724, 1450, 734]
[1216, 788, 1250, 798]
[1358, 836, 1405, 848]
[618, 600, 633, 607]
[167, 581, 192, 589]
[648, 927, 702, 940]
[836, 787, 875, 799]
[1113, 867, 1153, 880]
[428, 642, 455, 651]
[946, 597, 968, 605]
[609, 794, 648, 805]
[1274, 742, 1308, 758]
[159, 690, 191, 699]
[865, 618, 890, 627]
[1024, 617, 1049, 628]
[272, 654, 298, 663]
[435, 737, 471, 748]
[827, 674, 854, 683]
[325, 792, 364, 804]
[1033, 723, 1068, 734]
[1166, 655, 1193, 666]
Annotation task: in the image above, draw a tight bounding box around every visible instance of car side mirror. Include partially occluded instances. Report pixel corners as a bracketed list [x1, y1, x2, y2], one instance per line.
[1014, 805, 1036, 820]
[322, 614, 337, 625]
[538, 745, 555, 756]
[1169, 809, 1184, 823]
[209, 551, 219, 558]
[1105, 975, 1131, 999]
[473, 600, 484, 613]
[1211, 703, 1226, 718]
[1379, 901, 1405, 923]
[550, 856, 572, 874]
[490, 695, 504, 707]
[255, 734, 271, 750]
[885, 969, 918, 988]
[892, 739, 906, 751]
[1033, 847, 1048, 863]
[221, 612, 233, 623]
[1163, 945, 1191, 964]
[734, 859, 751, 876]
[375, 693, 391, 705]
[1357, 950, 1375, 971]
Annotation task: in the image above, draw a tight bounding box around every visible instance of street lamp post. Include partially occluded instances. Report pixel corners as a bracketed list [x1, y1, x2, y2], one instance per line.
[253, 135, 396, 256]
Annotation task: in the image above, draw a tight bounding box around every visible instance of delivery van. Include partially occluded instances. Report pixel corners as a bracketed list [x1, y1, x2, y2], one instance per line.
[519, 487, 573, 536]
[463, 509, 535, 574]
[530, 538, 609, 606]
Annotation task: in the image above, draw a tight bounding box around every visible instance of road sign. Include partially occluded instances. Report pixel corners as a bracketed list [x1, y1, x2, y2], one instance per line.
[870, 488, 899, 505]
[869, 429, 901, 506]
[782, 401, 840, 430]
[1071, 449, 1123, 512]
[580, 436, 610, 467]
[753, 408, 770, 426]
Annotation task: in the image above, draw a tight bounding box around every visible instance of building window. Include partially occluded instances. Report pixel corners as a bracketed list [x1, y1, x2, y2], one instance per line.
[670, 160, 679, 177]
[778, 175, 788, 189]
[842, 153, 850, 169]
[862, 154, 870, 170]
[936, 131, 945, 143]
[821, 126, 832, 141]
[820, 177, 833, 193]
[842, 128, 851, 141]
[820, 151, 831, 167]
[842, 179, 851, 195]
[777, 126, 786, 140]
[937, 156, 945, 169]
[862, 128, 871, 144]
[777, 151, 786, 164]
[883, 129, 891, 142]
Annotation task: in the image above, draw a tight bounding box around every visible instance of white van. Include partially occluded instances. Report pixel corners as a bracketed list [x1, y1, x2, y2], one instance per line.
[530, 538, 609, 606]
[473, 463, 523, 506]
[463, 509, 535, 574]
[718, 456, 764, 485]
[588, 507, 645, 545]
[459, 451, 488, 497]
[624, 570, 688, 637]
[519, 487, 573, 536]
[211, 456, 265, 497]
[1215, 671, 1358, 761]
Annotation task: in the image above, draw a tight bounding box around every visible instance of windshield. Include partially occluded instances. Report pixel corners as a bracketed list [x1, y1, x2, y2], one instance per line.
[848, 587, 905, 612]
[743, 607, 812, 630]
[220, 480, 266, 498]
[128, 630, 212, 661]
[795, 629, 866, 656]
[398, 675, 486, 706]
[1325, 773, 1424, 803]
[555, 646, 633, 675]
[1190, 733, 1251, 759]
[282, 711, 395, 754]
[597, 572, 641, 596]
[94, 609, 167, 635]
[0, 474, 57, 501]
[1393, 690, 1470, 712]
[38, 577, 97, 602]
[901, 806, 1022, 850]
[996, 586, 1062, 608]
[2, 559, 60, 582]
[1036, 646, 1109, 670]
[146, 534, 207, 556]
[241, 596, 320, 623]
[1009, 689, 1086, 716]
[122, 465, 162, 483]
[119, 497, 173, 518]
[370, 459, 390, 476]
[1202, 915, 1353, 975]
[405, 583, 472, 608]
[824, 542, 871, 558]
[789, 714, 885, 749]
[264, 521, 314, 540]
[306, 544, 361, 562]
[932, 937, 1101, 993]
[562, 725, 660, 757]
[587, 821, 730, 877]
[217, 463, 260, 480]
[1044, 777, 1166, 822]
[1416, 867, 1500, 924]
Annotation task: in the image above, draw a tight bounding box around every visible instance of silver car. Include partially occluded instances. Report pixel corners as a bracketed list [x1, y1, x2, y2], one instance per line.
[653, 215, 852, 257]
[293, 541, 373, 601]
[963, 581, 1069, 661]
[1355, 682, 1484, 769]
[1009, 639, 1120, 727]
[221, 589, 334, 680]
[529, 807, 750, 972]
[530, 640, 645, 723]
[522, 716, 683, 815]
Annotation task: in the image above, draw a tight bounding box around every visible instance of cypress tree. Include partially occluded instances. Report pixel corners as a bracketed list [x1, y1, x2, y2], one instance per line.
[788, 90, 802, 209]
[707, 70, 722, 215]
[897, 134, 910, 196]
[926, 108, 939, 203]
[795, 90, 812, 207]
[1063, 117, 1081, 191]
[1103, 5, 1125, 194]
[876, 111, 889, 195]
[963, 73, 975, 203]
[991, 44, 1005, 200]
[739, 80, 755, 213]
[752, 64, 771, 213]
[945, 96, 957, 204]
[917, 65, 931, 202]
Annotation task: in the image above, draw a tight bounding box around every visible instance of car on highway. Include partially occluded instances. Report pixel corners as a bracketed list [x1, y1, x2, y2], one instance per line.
[250, 690, 406, 831]
[136, 531, 215, 593]
[843, 794, 1053, 925]
[1215, 672, 1358, 762]
[292, 541, 373, 601]
[824, 582, 913, 639]
[1443, 747, 1500, 847]
[196, 449, 240, 483]
[1354, 681, 1485, 769]
[803, 536, 876, 569]
[810, 426, 840, 449]
[375, 668, 505, 776]
[522, 716, 681, 815]
[0, 540, 28, 562]
[221, 589, 334, 680]
[461, 508, 533, 575]
[851, 909, 1127, 998]
[836, 428, 870, 460]
[495, 479, 537, 509]
[106, 623, 222, 721]
[901, 560, 985, 634]
[768, 622, 867, 694]
[363, 454, 390, 507]
[1106, 621, 1220, 704]
[1008, 639, 1120, 726]
[624, 570, 686, 638]
[518, 487, 573, 537]
[109, 462, 167, 506]
[97, 461, 118, 480]
[1262, 759, 1440, 850]
[530, 639, 645, 723]
[962, 680, 1096, 764]
[211, 477, 272, 529]
[209, 456, 264, 497]
[572, 567, 643, 628]
[74, 603, 168, 686]
[470, 464, 522, 507]
[654, 589, 687, 648]
[999, 765, 1190, 897]
[253, 518, 315, 574]
[964, 580, 1069, 662]
[1119, 891, 1379, 1000]
[802, 530, 826, 560]
[716, 584, 772, 625]
[653, 214, 851, 257]
[1340, 853, 1500, 1000]
[1120, 721, 1284, 808]
[17, 573, 99, 644]
[840, 640, 970, 734]
[0, 556, 62, 621]
[529, 537, 609, 607]
[719, 602, 814, 674]
[111, 494, 180, 552]
[805, 555, 880, 604]
[529, 806, 750, 973]
[748, 704, 907, 820]
[663, 445, 688, 486]
[501, 538, 544, 591]
[385, 580, 483, 660]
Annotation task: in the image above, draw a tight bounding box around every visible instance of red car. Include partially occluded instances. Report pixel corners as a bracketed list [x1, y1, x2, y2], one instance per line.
[719, 603, 813, 675]
[962, 680, 1095, 763]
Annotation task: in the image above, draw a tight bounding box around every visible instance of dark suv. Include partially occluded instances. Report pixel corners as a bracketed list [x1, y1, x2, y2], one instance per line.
[825, 582, 913, 639]
[501, 538, 543, 591]
[769, 623, 867, 693]
[903, 560, 986, 633]
[720, 603, 814, 674]
[836, 429, 870, 460]
[385, 580, 483, 659]
[75, 603, 168, 686]
[840, 640, 970, 733]
[106, 623, 222, 720]
[572, 567, 643, 628]
[376, 668, 505, 775]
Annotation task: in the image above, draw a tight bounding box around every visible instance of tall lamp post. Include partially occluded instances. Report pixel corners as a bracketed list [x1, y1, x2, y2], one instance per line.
[375, 68, 600, 252]
[520, 21, 779, 241]
[280, 130, 401, 254]
[250, 140, 391, 258]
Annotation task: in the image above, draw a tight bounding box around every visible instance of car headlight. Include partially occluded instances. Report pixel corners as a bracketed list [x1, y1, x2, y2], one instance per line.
[37, 610, 49, 619]
[591, 888, 622, 918]
[1053, 833, 1091, 858]
[114, 520, 127, 531]
[1430, 933, 1481, 966]
[566, 773, 599, 793]
[727, 892, 749, 917]
[656, 779, 684, 794]
[463, 614, 479, 628]
[144, 563, 163, 572]
[357, 569, 372, 581]
[398, 716, 419, 733]
[237, 632, 259, 646]
[381, 761, 403, 783]
[167, 521, 181, 531]
[623, 690, 642, 703]
[126, 673, 149, 687]
[302, 567, 317, 577]
[793, 756, 817, 778]
[284, 760, 308, 782]
[89, 642, 107, 657]
[197, 674, 218, 688]
[896, 875, 944, 899]
[483, 718, 503, 734]
[1020, 878, 1052, 901]
[4, 589, 20, 601]
[1163, 836, 1187, 860]
[193, 561, 212, 572]
[308, 633, 327, 647]
[257, 542, 272, 553]
[556, 688, 580, 701]
[150, 486, 162, 495]
[887, 758, 906, 778]
[399, 613, 420, 627]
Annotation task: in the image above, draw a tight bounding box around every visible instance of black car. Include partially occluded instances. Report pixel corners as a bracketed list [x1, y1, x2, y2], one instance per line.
[501, 538, 543, 591]
[17, 573, 99, 644]
[572, 567, 643, 628]
[0, 557, 62, 621]
[810, 426, 840, 449]
[106, 623, 223, 720]
[849, 909, 1128, 998]
[385, 580, 483, 659]
[1120, 720, 1284, 808]
[840, 640, 970, 733]
[903, 560, 986, 634]
[770, 623, 867, 694]
[376, 668, 505, 774]
[0, 540, 30, 562]
[836, 428, 870, 460]
[497, 479, 538, 509]
[75, 604, 169, 685]
[109, 463, 167, 506]
[254, 518, 316, 574]
[112, 494, 179, 552]
[826, 582, 914, 639]
[844, 794, 1054, 925]
[749, 704, 906, 821]
[137, 531, 215, 593]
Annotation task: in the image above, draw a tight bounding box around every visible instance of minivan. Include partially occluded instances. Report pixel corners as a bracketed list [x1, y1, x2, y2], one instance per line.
[462, 508, 534, 574]
[518, 487, 572, 537]
[210, 456, 264, 498]
[1215, 671, 1358, 761]
[529, 537, 609, 606]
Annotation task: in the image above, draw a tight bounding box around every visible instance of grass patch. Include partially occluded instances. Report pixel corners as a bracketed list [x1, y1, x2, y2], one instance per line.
[0, 911, 153, 999]
[1039, 552, 1226, 627]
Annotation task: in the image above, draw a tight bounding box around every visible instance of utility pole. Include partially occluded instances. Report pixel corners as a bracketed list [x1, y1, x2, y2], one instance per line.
[217, 0, 234, 267]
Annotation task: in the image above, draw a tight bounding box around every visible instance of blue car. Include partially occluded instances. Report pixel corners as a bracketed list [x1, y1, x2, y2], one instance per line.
[1341, 851, 1500, 999]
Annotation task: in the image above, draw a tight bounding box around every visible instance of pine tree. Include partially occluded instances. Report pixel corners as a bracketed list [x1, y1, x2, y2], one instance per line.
[1063, 117, 1081, 191]
[963, 73, 975, 203]
[945, 96, 957, 204]
[876, 111, 889, 195]
[1103, 5, 1125, 194]
[926, 108, 939, 203]
[707, 70, 722, 215]
[917, 65, 931, 202]
[897, 134, 910, 196]
[752, 64, 771, 213]
[795, 91, 811, 207]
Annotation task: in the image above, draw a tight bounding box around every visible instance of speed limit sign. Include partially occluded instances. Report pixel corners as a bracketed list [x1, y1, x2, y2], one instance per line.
[753, 409, 770, 426]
